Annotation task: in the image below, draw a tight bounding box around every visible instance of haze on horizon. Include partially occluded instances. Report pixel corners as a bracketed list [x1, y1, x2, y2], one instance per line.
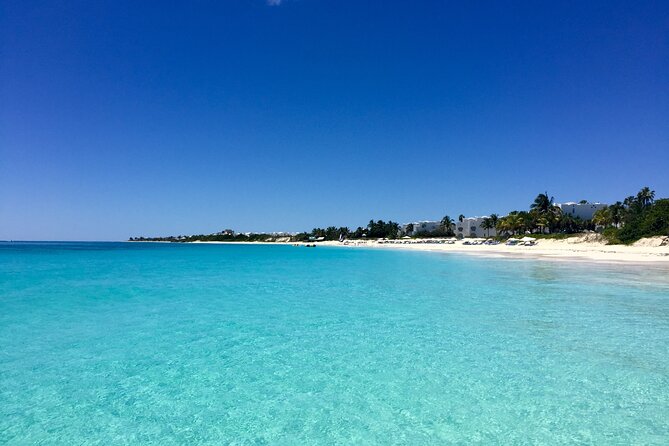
[1, 1, 667, 241]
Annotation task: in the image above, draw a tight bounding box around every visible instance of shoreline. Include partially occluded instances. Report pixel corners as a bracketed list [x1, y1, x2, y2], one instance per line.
[185, 237, 669, 265]
[324, 240, 669, 266]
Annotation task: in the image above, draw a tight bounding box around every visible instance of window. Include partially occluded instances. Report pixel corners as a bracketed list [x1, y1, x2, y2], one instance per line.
[471, 226, 477, 232]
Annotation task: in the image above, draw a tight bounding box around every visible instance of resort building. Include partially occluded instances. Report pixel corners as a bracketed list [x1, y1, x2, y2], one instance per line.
[556, 202, 607, 221]
[402, 221, 441, 236]
[403, 217, 496, 238]
[455, 217, 496, 238]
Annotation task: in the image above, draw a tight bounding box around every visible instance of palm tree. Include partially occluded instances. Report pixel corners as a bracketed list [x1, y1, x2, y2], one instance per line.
[609, 201, 624, 227]
[496, 216, 510, 236]
[559, 213, 581, 233]
[592, 208, 612, 227]
[549, 205, 563, 233]
[530, 192, 562, 233]
[489, 214, 499, 235]
[518, 211, 533, 234]
[481, 217, 492, 237]
[535, 215, 549, 234]
[531, 192, 554, 214]
[636, 187, 655, 208]
[500, 213, 523, 235]
[510, 214, 524, 235]
[458, 214, 465, 222]
[440, 215, 454, 236]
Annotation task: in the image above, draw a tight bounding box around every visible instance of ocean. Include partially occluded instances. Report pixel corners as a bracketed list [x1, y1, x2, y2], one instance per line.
[1, 242, 668, 444]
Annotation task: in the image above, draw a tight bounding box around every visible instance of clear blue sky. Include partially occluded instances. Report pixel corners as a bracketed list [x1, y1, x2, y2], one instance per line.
[1, 1, 668, 240]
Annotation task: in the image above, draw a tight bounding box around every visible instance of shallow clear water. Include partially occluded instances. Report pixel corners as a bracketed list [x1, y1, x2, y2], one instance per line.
[1, 242, 668, 444]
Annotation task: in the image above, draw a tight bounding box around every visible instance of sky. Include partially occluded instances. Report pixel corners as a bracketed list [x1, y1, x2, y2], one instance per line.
[1, 0, 668, 240]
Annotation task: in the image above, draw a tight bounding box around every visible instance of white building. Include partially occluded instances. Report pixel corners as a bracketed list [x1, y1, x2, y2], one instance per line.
[402, 220, 441, 236]
[557, 202, 607, 221]
[455, 217, 496, 238]
[402, 217, 496, 238]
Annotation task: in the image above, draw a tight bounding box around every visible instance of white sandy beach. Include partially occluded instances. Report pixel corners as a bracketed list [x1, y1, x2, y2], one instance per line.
[320, 235, 669, 264]
[191, 235, 669, 264]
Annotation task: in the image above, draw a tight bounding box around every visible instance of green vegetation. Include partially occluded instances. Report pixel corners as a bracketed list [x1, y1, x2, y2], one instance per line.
[594, 188, 669, 244]
[130, 187, 668, 245]
[311, 220, 401, 240]
[480, 214, 497, 237]
[439, 216, 456, 237]
[494, 187, 667, 244]
[496, 192, 572, 235]
[131, 219, 402, 243]
[129, 232, 280, 243]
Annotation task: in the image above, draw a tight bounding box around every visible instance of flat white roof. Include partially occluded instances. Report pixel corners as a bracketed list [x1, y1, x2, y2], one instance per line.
[559, 202, 605, 206]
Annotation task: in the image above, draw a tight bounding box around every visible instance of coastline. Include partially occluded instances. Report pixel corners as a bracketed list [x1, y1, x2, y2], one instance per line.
[326, 239, 669, 265]
[187, 237, 669, 265]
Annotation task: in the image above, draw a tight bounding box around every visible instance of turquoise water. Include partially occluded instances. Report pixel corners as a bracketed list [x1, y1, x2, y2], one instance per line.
[1, 242, 668, 444]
